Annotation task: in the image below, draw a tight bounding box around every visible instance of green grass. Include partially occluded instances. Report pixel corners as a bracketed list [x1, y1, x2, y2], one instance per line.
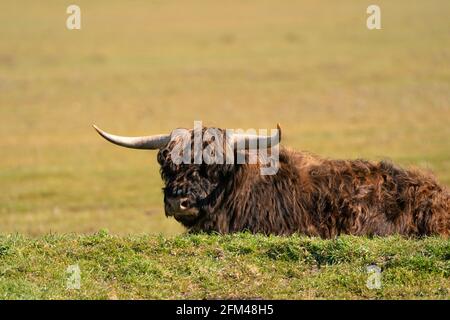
[0, 233, 448, 299]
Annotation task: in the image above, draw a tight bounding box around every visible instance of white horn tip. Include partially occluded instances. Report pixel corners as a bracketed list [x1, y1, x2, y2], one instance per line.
[92, 124, 110, 140]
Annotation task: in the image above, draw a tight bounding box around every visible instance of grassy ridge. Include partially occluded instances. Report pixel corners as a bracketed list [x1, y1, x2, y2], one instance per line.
[0, 233, 448, 299]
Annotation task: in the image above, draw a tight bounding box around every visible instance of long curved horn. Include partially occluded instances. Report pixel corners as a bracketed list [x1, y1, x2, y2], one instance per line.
[93, 125, 170, 150]
[231, 123, 282, 150]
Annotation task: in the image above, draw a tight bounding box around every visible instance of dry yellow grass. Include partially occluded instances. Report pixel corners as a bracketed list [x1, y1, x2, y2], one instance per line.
[0, 1, 449, 235]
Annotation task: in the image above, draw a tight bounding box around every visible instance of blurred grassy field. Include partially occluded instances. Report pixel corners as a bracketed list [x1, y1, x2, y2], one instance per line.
[0, 1, 449, 236]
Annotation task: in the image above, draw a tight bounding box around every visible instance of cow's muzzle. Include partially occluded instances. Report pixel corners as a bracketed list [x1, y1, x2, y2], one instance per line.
[165, 196, 200, 220]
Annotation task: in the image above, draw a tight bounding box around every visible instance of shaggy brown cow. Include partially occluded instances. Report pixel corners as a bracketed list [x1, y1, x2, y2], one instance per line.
[94, 125, 450, 238]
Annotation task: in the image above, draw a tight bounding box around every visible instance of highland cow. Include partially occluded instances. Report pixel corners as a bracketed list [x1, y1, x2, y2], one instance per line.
[94, 124, 449, 238]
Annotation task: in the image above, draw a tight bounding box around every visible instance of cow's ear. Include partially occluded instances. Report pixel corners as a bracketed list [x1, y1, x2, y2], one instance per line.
[157, 148, 167, 166]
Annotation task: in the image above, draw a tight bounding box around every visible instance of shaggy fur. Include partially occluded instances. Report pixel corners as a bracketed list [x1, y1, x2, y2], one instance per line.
[157, 128, 449, 238]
